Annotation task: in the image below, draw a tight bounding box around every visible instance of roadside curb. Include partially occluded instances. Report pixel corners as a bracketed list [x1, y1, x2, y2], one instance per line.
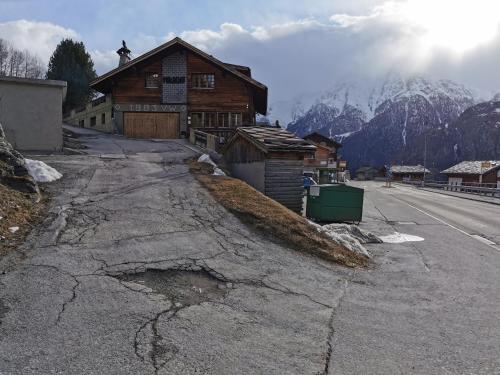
[416, 186, 500, 206]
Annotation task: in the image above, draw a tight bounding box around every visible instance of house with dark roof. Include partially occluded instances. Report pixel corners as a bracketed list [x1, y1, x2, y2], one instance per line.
[302, 132, 344, 183]
[441, 161, 500, 187]
[390, 165, 430, 181]
[65, 37, 267, 139]
[223, 127, 316, 213]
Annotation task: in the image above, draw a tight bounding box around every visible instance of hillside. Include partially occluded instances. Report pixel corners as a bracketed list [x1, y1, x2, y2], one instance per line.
[282, 75, 478, 171]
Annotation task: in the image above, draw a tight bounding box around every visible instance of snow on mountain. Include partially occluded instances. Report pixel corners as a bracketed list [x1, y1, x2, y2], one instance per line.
[279, 74, 477, 137]
[275, 74, 480, 171]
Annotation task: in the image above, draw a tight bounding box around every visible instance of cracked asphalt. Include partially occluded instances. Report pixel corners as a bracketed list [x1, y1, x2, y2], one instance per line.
[0, 131, 353, 375]
[1, 129, 499, 374]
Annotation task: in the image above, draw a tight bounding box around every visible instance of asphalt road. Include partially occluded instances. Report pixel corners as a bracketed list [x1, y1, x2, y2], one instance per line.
[0, 130, 499, 374]
[357, 181, 500, 250]
[330, 181, 500, 374]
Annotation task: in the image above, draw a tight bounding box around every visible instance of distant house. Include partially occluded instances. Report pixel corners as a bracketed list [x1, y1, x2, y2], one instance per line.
[390, 165, 430, 181]
[441, 161, 500, 188]
[65, 37, 267, 139]
[0, 76, 66, 151]
[303, 132, 344, 183]
[223, 127, 316, 213]
[355, 166, 377, 181]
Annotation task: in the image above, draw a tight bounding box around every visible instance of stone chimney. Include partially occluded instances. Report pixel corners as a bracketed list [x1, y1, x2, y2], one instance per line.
[116, 40, 131, 67]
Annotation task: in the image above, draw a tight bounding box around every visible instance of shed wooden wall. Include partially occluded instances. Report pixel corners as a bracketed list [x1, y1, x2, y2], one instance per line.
[224, 137, 265, 163]
[265, 158, 304, 213]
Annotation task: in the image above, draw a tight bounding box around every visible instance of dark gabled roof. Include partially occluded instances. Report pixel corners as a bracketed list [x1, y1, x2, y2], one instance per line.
[303, 132, 342, 149]
[223, 63, 251, 76]
[441, 160, 500, 175]
[225, 127, 316, 153]
[90, 37, 267, 114]
[390, 165, 430, 174]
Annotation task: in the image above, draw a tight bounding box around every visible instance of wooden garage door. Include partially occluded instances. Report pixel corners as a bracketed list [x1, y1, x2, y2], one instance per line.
[124, 112, 180, 139]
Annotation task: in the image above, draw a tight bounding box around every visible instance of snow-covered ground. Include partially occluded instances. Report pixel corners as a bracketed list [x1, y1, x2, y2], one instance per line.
[197, 154, 226, 176]
[25, 159, 62, 183]
[379, 232, 425, 243]
[310, 222, 382, 258]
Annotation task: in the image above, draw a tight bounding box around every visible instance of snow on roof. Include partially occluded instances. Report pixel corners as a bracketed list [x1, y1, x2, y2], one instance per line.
[441, 160, 500, 175]
[390, 165, 430, 174]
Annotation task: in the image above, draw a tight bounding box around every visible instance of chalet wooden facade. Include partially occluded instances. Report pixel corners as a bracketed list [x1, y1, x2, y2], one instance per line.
[390, 165, 430, 181]
[67, 37, 267, 139]
[223, 127, 316, 213]
[442, 161, 500, 188]
[303, 132, 343, 183]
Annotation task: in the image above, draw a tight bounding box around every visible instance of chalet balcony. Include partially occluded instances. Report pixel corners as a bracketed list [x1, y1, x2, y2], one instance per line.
[304, 158, 337, 169]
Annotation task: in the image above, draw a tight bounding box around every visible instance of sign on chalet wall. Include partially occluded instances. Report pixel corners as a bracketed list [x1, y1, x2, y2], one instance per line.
[113, 104, 187, 112]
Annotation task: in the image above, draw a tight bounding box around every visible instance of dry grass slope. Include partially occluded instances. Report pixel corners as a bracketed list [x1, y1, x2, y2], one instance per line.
[190, 161, 367, 267]
[0, 184, 45, 257]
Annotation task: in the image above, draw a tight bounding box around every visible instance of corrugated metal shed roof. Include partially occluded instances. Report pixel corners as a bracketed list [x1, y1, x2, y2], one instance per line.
[441, 160, 500, 175]
[390, 165, 430, 174]
[237, 127, 316, 153]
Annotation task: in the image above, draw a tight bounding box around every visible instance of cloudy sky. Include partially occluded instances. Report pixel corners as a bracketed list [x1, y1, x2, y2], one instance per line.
[1, 0, 500, 103]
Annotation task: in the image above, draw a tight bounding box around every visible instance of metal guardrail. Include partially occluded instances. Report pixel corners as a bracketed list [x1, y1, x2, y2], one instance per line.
[400, 180, 500, 198]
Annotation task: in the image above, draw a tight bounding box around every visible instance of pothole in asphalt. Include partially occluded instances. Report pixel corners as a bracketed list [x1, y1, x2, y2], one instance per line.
[115, 269, 229, 306]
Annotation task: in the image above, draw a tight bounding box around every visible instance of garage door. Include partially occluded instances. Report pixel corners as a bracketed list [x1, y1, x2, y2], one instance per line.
[124, 112, 180, 139]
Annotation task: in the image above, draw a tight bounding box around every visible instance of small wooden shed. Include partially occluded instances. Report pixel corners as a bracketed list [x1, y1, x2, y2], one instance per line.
[223, 127, 316, 213]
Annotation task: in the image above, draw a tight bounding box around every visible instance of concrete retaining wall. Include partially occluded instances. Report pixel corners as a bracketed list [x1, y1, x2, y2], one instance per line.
[0, 76, 66, 151]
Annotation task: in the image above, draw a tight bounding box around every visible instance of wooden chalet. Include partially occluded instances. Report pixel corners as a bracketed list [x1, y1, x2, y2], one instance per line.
[390, 165, 430, 181]
[67, 37, 267, 139]
[303, 132, 343, 183]
[223, 127, 316, 213]
[442, 161, 500, 187]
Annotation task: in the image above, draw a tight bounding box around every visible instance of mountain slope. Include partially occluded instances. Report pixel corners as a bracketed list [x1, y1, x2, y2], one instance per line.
[342, 77, 476, 171]
[282, 75, 477, 171]
[402, 101, 500, 170]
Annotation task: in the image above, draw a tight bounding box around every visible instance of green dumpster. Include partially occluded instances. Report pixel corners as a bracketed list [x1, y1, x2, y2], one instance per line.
[306, 184, 364, 223]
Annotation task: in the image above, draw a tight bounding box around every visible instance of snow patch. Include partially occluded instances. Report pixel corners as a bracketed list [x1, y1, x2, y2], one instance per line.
[309, 222, 382, 257]
[8, 226, 19, 234]
[25, 159, 62, 182]
[380, 232, 424, 243]
[198, 154, 226, 176]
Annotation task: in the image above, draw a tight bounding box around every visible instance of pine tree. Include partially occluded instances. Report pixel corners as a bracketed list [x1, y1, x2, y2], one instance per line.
[46, 39, 97, 113]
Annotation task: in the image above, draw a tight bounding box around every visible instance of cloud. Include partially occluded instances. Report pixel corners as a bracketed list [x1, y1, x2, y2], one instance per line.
[90, 49, 119, 73]
[3, 1, 500, 108]
[0, 20, 78, 63]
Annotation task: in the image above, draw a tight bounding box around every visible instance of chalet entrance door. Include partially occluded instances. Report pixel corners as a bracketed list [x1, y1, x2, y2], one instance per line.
[124, 112, 180, 139]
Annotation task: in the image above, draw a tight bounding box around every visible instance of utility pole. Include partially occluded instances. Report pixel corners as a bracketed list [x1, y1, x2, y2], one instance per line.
[422, 133, 427, 186]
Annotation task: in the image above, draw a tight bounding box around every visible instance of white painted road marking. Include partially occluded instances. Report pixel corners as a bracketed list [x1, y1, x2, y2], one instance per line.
[397, 199, 499, 252]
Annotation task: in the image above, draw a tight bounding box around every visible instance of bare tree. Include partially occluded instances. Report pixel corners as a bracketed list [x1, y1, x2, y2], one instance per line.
[0, 39, 9, 76]
[0, 38, 44, 79]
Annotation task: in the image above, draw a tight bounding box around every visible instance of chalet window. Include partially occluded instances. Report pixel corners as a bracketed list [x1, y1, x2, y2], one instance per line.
[145, 72, 160, 88]
[190, 112, 203, 127]
[90, 116, 96, 127]
[204, 112, 217, 127]
[101, 113, 106, 124]
[230, 113, 242, 127]
[217, 113, 229, 127]
[192, 74, 215, 89]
